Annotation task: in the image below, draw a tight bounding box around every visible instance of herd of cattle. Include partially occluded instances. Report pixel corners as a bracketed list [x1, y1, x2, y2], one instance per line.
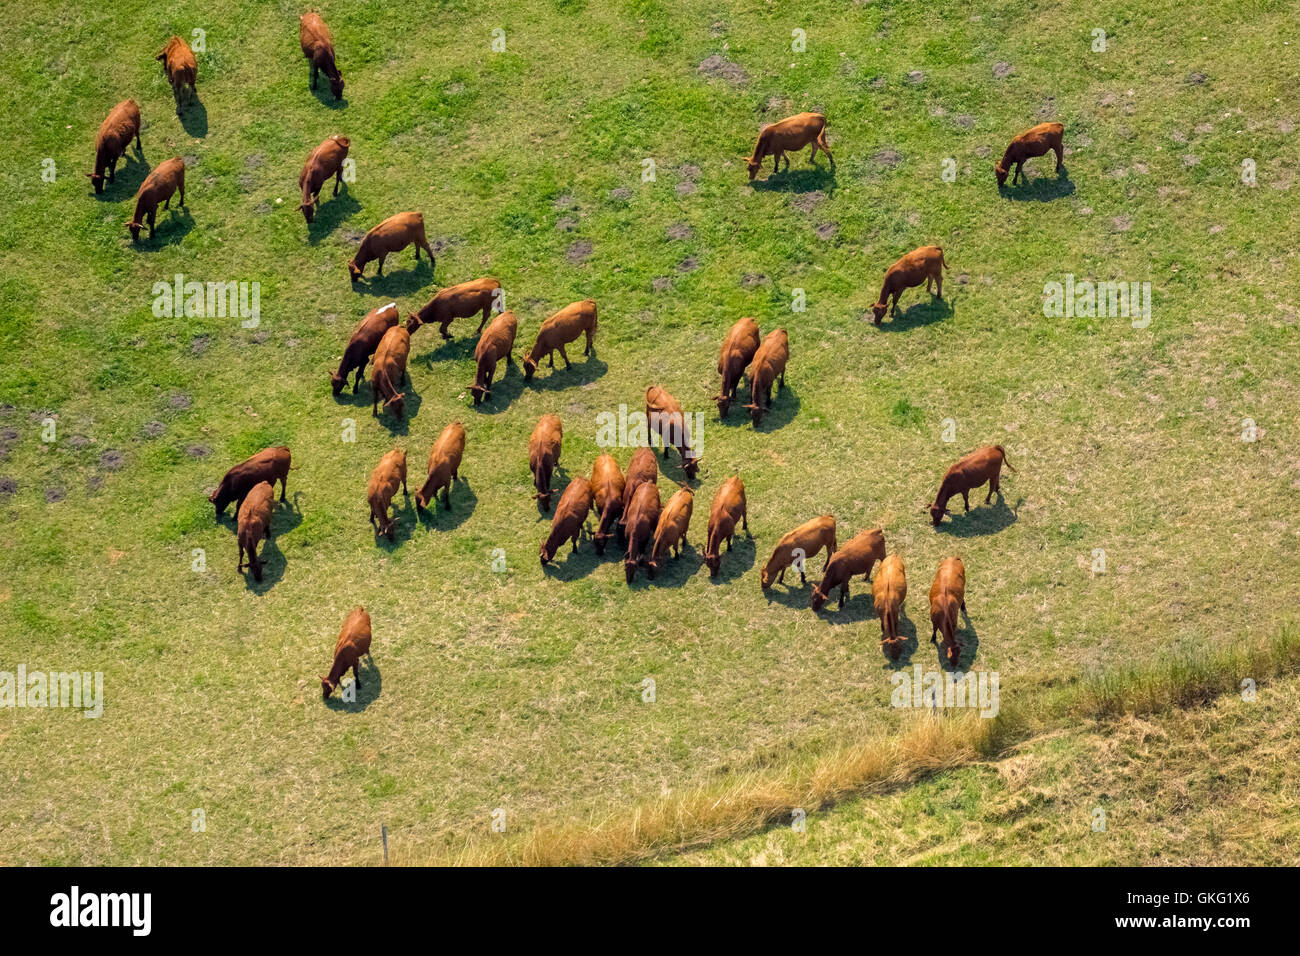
[85, 13, 1054, 697]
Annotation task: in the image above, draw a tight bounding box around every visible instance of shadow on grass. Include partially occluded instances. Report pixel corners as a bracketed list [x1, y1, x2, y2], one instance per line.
[375, 382, 422, 436]
[525, 354, 607, 392]
[875, 295, 954, 332]
[131, 207, 195, 250]
[749, 162, 837, 196]
[416, 478, 476, 531]
[323, 657, 381, 712]
[707, 532, 755, 584]
[375, 493, 415, 551]
[243, 496, 304, 593]
[541, 536, 601, 580]
[179, 100, 208, 138]
[91, 148, 149, 199]
[884, 609, 921, 664]
[935, 495, 1022, 537]
[813, 585, 877, 624]
[470, 362, 525, 414]
[926, 609, 981, 671]
[353, 258, 436, 298]
[310, 82, 348, 111]
[751, 386, 800, 433]
[646, 542, 699, 587]
[306, 189, 360, 243]
[412, 333, 476, 366]
[1000, 168, 1074, 202]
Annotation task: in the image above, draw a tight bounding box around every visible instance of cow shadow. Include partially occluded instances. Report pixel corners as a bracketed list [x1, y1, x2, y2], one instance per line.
[526, 355, 608, 391]
[937, 610, 980, 671]
[541, 538, 602, 580]
[708, 533, 755, 584]
[413, 335, 476, 366]
[243, 497, 304, 593]
[130, 207, 195, 250]
[178, 100, 208, 138]
[750, 163, 837, 195]
[353, 259, 436, 298]
[375, 495, 416, 550]
[935, 495, 1021, 537]
[1000, 168, 1074, 202]
[416, 478, 476, 531]
[813, 587, 877, 625]
[323, 657, 381, 712]
[311, 84, 348, 111]
[882, 609, 920, 665]
[306, 190, 360, 243]
[762, 571, 820, 608]
[471, 365, 525, 413]
[750, 387, 800, 432]
[876, 296, 954, 332]
[645, 543, 699, 588]
[91, 149, 149, 199]
[375, 385, 423, 435]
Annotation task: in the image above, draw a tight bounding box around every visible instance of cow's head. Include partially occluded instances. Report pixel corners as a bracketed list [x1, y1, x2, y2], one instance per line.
[468, 382, 487, 406]
[927, 503, 948, 527]
[209, 483, 233, 517]
[347, 259, 363, 282]
[521, 352, 538, 381]
[320, 675, 336, 701]
[715, 392, 732, 417]
[329, 73, 345, 101]
[385, 393, 406, 420]
[125, 219, 143, 242]
[86, 171, 105, 194]
[994, 162, 1009, 187]
[810, 583, 829, 612]
[871, 302, 888, 324]
[299, 200, 316, 224]
[682, 454, 701, 480]
[535, 489, 552, 511]
[330, 370, 348, 395]
[759, 562, 775, 590]
[883, 636, 903, 661]
[746, 158, 761, 181]
[405, 313, 423, 334]
[945, 640, 961, 667]
[539, 539, 554, 566]
[704, 547, 721, 577]
[743, 402, 765, 427]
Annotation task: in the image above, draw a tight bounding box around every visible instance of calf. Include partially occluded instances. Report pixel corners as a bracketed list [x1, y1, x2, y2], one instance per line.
[648, 486, 694, 577]
[407, 277, 501, 339]
[299, 135, 350, 224]
[332, 302, 399, 395]
[366, 448, 408, 541]
[929, 557, 967, 667]
[320, 606, 372, 701]
[416, 422, 466, 512]
[210, 446, 292, 518]
[715, 316, 760, 417]
[646, 385, 701, 479]
[810, 528, 886, 611]
[619, 446, 658, 534]
[540, 477, 594, 565]
[745, 112, 833, 181]
[370, 325, 411, 420]
[300, 12, 345, 100]
[522, 300, 597, 380]
[529, 414, 563, 511]
[761, 515, 837, 589]
[156, 36, 198, 114]
[348, 211, 435, 282]
[590, 452, 626, 555]
[871, 246, 949, 324]
[743, 328, 789, 426]
[236, 480, 275, 582]
[468, 310, 518, 405]
[125, 156, 185, 242]
[873, 555, 907, 660]
[927, 445, 1015, 526]
[622, 480, 662, 584]
[86, 99, 141, 194]
[995, 122, 1064, 187]
[703, 475, 748, 577]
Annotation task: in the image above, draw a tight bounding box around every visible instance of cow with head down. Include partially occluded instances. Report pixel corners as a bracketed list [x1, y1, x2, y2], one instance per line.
[715, 316, 760, 418]
[87, 99, 142, 195]
[703, 475, 747, 578]
[926, 445, 1015, 526]
[299, 135, 350, 224]
[646, 385, 701, 479]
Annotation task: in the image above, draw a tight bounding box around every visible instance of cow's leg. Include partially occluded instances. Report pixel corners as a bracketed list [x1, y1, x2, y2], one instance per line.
[778, 567, 786, 584]
[839, 583, 848, 609]
[930, 626, 938, 644]
[962, 491, 971, 512]
[477, 306, 489, 334]
[548, 349, 556, 369]
[311, 62, 319, 90]
[147, 209, 157, 238]
[809, 140, 818, 164]
[1054, 143, 1064, 172]
[237, 544, 245, 572]
[163, 193, 170, 210]
[376, 255, 386, 276]
[584, 328, 593, 355]
[934, 269, 943, 300]
[354, 361, 366, 393]
[135, 129, 143, 151]
[108, 158, 117, 182]
[558, 344, 571, 368]
[279, 477, 287, 502]
[1015, 161, 1025, 185]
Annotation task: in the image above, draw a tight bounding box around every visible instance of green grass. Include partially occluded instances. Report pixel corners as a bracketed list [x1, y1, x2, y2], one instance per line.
[0, 0, 1297, 865]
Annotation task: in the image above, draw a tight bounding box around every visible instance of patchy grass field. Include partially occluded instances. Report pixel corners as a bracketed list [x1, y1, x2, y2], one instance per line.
[0, 0, 1296, 865]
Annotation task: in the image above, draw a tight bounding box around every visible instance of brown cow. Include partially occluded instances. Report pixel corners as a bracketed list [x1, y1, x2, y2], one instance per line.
[416, 422, 466, 512]
[332, 302, 399, 395]
[871, 246, 949, 324]
[209, 446, 292, 518]
[619, 447, 658, 534]
[236, 480, 275, 582]
[407, 277, 501, 339]
[648, 486, 694, 578]
[743, 328, 789, 426]
[646, 385, 700, 479]
[125, 157, 185, 242]
[874, 555, 907, 659]
[156, 36, 197, 114]
[348, 212, 435, 282]
[703, 475, 748, 577]
[715, 316, 760, 417]
[810, 528, 886, 611]
[623, 480, 662, 584]
[540, 476, 594, 565]
[929, 557, 967, 666]
[468, 310, 518, 405]
[745, 112, 833, 181]
[87, 99, 142, 194]
[522, 300, 597, 380]
[996, 122, 1064, 187]
[300, 12, 345, 100]
[761, 515, 836, 589]
[367, 448, 408, 541]
[370, 325, 411, 420]
[320, 606, 372, 701]
[299, 135, 350, 224]
[927, 445, 1015, 526]
[590, 452, 626, 555]
[529, 414, 563, 511]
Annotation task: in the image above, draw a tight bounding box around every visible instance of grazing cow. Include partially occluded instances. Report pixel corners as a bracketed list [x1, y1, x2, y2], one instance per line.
[648, 486, 694, 578]
[745, 112, 833, 181]
[86, 99, 142, 194]
[927, 445, 1015, 526]
[646, 385, 701, 479]
[540, 476, 594, 565]
[522, 300, 597, 380]
[622, 480, 662, 584]
[300, 12, 344, 100]
[298, 135, 350, 224]
[366, 448, 408, 541]
[743, 328, 789, 426]
[125, 157, 184, 242]
[331, 302, 399, 395]
[529, 414, 563, 511]
[874, 555, 907, 660]
[407, 277, 501, 339]
[236, 480, 275, 582]
[590, 452, 626, 555]
[810, 528, 886, 611]
[929, 557, 967, 666]
[703, 475, 748, 578]
[995, 122, 1064, 187]
[416, 422, 466, 512]
[761, 515, 837, 589]
[156, 36, 197, 114]
[870, 246, 949, 324]
[715, 316, 760, 417]
[370, 325, 411, 420]
[468, 310, 518, 405]
[210, 446, 292, 518]
[320, 606, 372, 701]
[619, 447, 658, 534]
[347, 212, 435, 282]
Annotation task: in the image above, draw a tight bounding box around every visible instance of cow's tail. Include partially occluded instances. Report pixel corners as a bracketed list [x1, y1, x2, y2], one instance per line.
[940, 248, 951, 272]
[996, 445, 1016, 471]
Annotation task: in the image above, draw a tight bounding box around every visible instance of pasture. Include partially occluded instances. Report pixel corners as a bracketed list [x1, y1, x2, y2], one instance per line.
[0, 0, 1296, 865]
